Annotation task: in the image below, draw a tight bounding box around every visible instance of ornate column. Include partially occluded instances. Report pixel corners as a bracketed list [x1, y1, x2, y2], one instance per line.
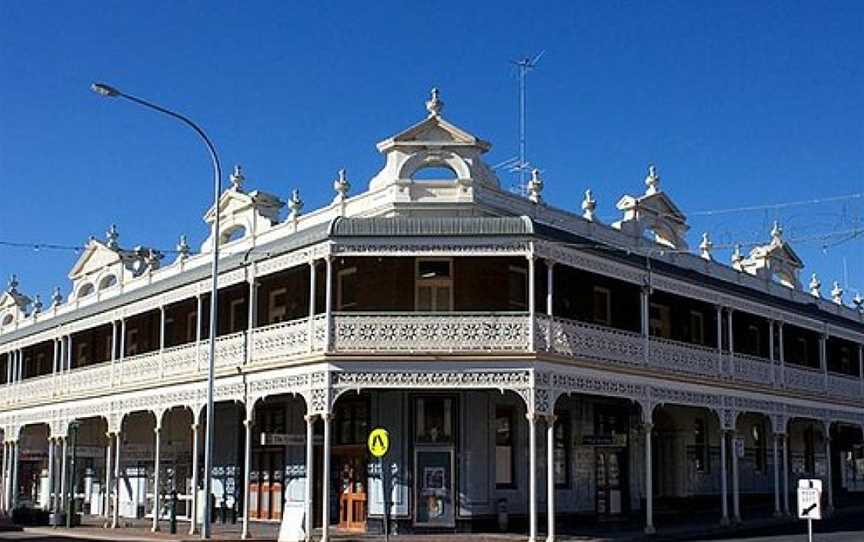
[308, 260, 318, 353]
[53, 339, 60, 375]
[324, 257, 333, 351]
[821, 333, 829, 390]
[10, 441, 19, 509]
[527, 256, 536, 352]
[782, 434, 790, 515]
[195, 295, 203, 373]
[66, 336, 72, 372]
[732, 431, 741, 524]
[59, 436, 67, 511]
[321, 414, 332, 542]
[304, 414, 315, 542]
[644, 422, 655, 534]
[111, 321, 118, 362]
[824, 422, 834, 515]
[719, 430, 730, 526]
[778, 322, 786, 388]
[112, 432, 121, 529]
[545, 261, 554, 316]
[772, 434, 782, 517]
[189, 421, 200, 535]
[119, 319, 127, 363]
[46, 437, 55, 512]
[726, 308, 735, 378]
[0, 441, 6, 512]
[642, 286, 651, 365]
[768, 320, 776, 385]
[151, 421, 162, 532]
[241, 414, 253, 540]
[104, 432, 113, 521]
[159, 306, 166, 379]
[246, 275, 259, 364]
[527, 412, 538, 542]
[545, 414, 556, 542]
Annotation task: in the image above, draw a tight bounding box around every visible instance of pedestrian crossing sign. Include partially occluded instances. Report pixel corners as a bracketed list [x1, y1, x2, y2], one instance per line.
[368, 427, 390, 458]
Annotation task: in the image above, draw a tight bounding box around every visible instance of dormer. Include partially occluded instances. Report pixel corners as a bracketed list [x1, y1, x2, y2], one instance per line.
[736, 222, 804, 289]
[0, 275, 31, 330]
[613, 165, 690, 250]
[201, 165, 284, 253]
[368, 89, 499, 195]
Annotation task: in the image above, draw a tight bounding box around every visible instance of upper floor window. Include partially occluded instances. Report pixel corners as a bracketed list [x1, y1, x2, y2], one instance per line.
[127, 328, 139, 356]
[593, 286, 612, 326]
[416, 259, 452, 312]
[795, 337, 808, 365]
[337, 267, 358, 311]
[507, 266, 528, 311]
[689, 310, 705, 345]
[746, 324, 761, 356]
[838, 346, 853, 374]
[229, 298, 247, 332]
[649, 303, 671, 339]
[186, 312, 198, 343]
[268, 288, 288, 323]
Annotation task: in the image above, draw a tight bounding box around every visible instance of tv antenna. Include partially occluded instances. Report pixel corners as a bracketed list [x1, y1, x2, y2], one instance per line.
[505, 50, 545, 195]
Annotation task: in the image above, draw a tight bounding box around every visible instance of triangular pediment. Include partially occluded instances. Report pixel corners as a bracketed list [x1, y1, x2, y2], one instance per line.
[0, 290, 29, 311]
[762, 241, 804, 268]
[638, 192, 687, 223]
[68, 240, 121, 280]
[378, 115, 491, 152]
[204, 189, 255, 223]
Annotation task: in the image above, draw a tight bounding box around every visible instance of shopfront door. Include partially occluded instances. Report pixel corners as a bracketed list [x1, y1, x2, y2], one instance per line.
[336, 447, 367, 531]
[595, 447, 626, 517]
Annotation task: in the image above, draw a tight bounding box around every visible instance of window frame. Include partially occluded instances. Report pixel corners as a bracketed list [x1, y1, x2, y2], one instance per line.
[507, 265, 528, 311]
[592, 286, 612, 326]
[415, 258, 454, 312]
[336, 267, 358, 311]
[689, 310, 705, 345]
[495, 405, 516, 489]
[268, 287, 288, 324]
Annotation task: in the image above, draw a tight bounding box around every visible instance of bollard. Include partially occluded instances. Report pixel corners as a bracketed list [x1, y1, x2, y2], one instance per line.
[169, 490, 177, 534]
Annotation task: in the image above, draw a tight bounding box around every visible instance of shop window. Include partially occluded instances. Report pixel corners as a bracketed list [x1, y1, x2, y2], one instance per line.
[649, 303, 671, 339]
[554, 413, 571, 488]
[507, 266, 528, 311]
[752, 423, 767, 472]
[416, 259, 453, 312]
[335, 399, 369, 446]
[337, 267, 358, 310]
[689, 310, 705, 345]
[592, 286, 611, 326]
[415, 396, 454, 444]
[747, 324, 761, 356]
[694, 419, 709, 473]
[495, 407, 515, 488]
[268, 288, 288, 323]
[804, 427, 816, 475]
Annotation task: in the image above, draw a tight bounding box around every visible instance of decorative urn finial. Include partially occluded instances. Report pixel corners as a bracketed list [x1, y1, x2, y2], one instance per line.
[7, 274, 18, 293]
[699, 232, 713, 261]
[288, 189, 304, 220]
[581, 189, 597, 221]
[32, 294, 43, 315]
[770, 221, 783, 243]
[527, 169, 544, 204]
[176, 235, 191, 260]
[645, 164, 660, 195]
[230, 165, 245, 192]
[51, 286, 63, 307]
[831, 281, 844, 305]
[333, 168, 350, 202]
[106, 224, 120, 249]
[426, 87, 444, 117]
[809, 273, 821, 297]
[731, 244, 744, 268]
[852, 293, 863, 312]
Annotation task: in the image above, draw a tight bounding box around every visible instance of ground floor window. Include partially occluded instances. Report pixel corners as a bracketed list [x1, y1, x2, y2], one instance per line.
[495, 406, 515, 488]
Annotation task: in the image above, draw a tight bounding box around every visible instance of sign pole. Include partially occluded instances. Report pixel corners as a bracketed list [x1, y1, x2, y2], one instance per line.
[382, 457, 389, 542]
[368, 427, 391, 542]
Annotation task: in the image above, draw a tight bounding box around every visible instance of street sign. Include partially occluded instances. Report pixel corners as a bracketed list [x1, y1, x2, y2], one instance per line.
[797, 488, 821, 520]
[368, 427, 390, 458]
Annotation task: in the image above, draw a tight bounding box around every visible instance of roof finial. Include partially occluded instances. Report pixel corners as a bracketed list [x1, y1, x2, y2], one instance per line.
[32, 294, 43, 315]
[51, 286, 63, 307]
[645, 164, 660, 195]
[6, 274, 18, 293]
[581, 189, 597, 221]
[699, 232, 713, 261]
[831, 281, 844, 305]
[106, 224, 120, 249]
[809, 272, 821, 297]
[333, 168, 350, 202]
[230, 165, 245, 192]
[426, 87, 444, 117]
[770, 221, 783, 243]
[288, 189, 304, 220]
[731, 244, 744, 269]
[852, 292, 863, 312]
[176, 235, 191, 260]
[527, 169, 544, 204]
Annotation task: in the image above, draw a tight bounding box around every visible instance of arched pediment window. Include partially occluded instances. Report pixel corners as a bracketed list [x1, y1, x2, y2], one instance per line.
[78, 283, 95, 298]
[98, 274, 117, 291]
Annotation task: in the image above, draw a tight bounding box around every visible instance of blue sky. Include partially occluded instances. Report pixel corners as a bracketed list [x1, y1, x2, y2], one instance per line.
[1, 1, 862, 303]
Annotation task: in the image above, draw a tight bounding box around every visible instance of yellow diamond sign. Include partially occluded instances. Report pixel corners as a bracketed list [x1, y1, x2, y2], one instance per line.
[368, 427, 390, 458]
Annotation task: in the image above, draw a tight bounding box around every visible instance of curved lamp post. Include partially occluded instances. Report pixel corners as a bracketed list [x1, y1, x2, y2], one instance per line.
[90, 82, 221, 539]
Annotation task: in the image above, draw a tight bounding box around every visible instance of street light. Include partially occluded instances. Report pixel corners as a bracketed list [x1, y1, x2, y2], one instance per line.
[90, 82, 222, 539]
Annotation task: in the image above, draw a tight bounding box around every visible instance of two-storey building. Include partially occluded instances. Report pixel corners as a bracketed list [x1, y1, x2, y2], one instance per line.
[1, 89, 862, 540]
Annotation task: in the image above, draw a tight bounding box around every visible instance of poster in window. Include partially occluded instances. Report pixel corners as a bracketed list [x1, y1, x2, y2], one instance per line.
[414, 449, 454, 527]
